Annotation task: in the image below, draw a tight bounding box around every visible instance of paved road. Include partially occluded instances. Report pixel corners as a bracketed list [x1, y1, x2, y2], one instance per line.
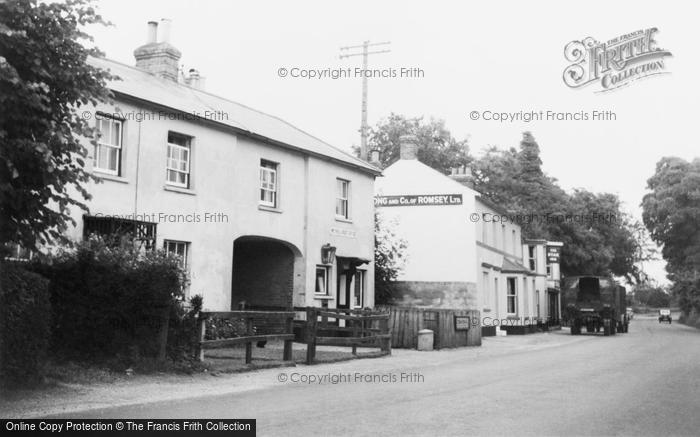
[55, 315, 700, 436]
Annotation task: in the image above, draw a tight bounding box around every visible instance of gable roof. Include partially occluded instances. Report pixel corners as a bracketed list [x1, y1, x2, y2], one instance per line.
[375, 158, 478, 196]
[88, 56, 381, 176]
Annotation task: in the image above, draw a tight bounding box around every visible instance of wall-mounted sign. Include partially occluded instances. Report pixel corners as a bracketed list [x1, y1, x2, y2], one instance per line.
[375, 194, 463, 208]
[330, 227, 356, 239]
[547, 246, 561, 263]
[454, 315, 472, 331]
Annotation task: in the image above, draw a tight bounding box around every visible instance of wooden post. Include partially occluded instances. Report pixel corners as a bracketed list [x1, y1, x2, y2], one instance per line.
[352, 318, 359, 356]
[283, 316, 293, 361]
[196, 314, 206, 361]
[434, 311, 440, 350]
[379, 315, 391, 354]
[306, 307, 317, 364]
[245, 317, 254, 364]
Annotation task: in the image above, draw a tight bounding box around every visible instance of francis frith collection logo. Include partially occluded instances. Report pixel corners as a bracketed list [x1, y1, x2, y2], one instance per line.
[563, 28, 672, 92]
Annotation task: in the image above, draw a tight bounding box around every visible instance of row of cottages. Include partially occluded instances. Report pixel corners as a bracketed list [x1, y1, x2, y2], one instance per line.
[67, 20, 380, 312]
[374, 135, 563, 336]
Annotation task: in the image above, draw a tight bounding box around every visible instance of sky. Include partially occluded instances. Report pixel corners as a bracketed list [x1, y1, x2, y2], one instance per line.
[85, 0, 700, 285]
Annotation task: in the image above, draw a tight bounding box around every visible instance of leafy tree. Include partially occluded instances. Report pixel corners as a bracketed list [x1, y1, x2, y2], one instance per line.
[374, 212, 407, 305]
[632, 283, 671, 308]
[473, 132, 641, 281]
[0, 0, 114, 251]
[362, 113, 471, 174]
[642, 157, 700, 313]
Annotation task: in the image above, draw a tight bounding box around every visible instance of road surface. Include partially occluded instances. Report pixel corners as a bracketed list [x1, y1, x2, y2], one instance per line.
[52, 315, 700, 436]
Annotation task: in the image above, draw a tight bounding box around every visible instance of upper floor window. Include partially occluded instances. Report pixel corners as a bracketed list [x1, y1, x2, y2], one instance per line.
[336, 178, 350, 219]
[166, 132, 191, 188]
[511, 229, 517, 255]
[528, 245, 536, 271]
[260, 160, 278, 207]
[94, 115, 122, 175]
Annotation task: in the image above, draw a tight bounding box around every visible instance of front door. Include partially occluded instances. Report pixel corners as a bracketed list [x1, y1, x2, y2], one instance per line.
[336, 258, 355, 310]
[548, 292, 559, 323]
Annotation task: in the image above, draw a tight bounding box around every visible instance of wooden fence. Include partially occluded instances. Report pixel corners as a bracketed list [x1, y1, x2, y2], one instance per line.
[195, 311, 295, 363]
[376, 306, 481, 349]
[299, 307, 391, 364]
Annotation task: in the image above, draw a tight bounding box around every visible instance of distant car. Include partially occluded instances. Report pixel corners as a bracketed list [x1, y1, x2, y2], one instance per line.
[658, 309, 672, 324]
[626, 307, 634, 320]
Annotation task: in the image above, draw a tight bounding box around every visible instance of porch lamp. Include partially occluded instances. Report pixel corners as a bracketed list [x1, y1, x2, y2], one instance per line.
[321, 243, 337, 264]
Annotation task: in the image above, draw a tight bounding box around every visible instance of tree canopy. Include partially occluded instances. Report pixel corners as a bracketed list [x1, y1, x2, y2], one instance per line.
[472, 132, 643, 281]
[642, 157, 700, 314]
[363, 113, 471, 174]
[0, 0, 114, 250]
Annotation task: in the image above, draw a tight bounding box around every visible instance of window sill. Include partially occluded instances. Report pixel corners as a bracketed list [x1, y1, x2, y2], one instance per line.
[335, 216, 353, 224]
[506, 315, 519, 319]
[313, 295, 334, 300]
[258, 205, 283, 214]
[94, 171, 128, 184]
[164, 185, 196, 196]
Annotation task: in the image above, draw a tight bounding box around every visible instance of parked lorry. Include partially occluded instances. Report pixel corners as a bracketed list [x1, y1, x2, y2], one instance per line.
[561, 276, 629, 336]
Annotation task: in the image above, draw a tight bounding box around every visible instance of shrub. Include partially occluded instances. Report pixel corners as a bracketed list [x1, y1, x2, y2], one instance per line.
[167, 294, 203, 361]
[33, 237, 188, 365]
[0, 262, 51, 387]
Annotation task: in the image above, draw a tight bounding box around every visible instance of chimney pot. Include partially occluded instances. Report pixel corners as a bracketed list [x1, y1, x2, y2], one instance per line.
[399, 134, 418, 160]
[449, 165, 474, 188]
[159, 18, 172, 43]
[146, 21, 158, 44]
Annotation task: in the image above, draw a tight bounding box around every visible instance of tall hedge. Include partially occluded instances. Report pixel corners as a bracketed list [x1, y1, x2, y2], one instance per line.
[33, 237, 188, 363]
[0, 262, 51, 387]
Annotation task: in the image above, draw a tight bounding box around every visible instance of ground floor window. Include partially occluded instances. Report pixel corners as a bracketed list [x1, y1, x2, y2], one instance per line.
[83, 215, 157, 250]
[315, 265, 330, 296]
[353, 270, 365, 308]
[164, 240, 189, 269]
[507, 277, 517, 315]
[3, 243, 33, 261]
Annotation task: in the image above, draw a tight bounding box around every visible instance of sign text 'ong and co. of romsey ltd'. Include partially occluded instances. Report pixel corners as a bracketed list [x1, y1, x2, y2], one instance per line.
[374, 194, 463, 208]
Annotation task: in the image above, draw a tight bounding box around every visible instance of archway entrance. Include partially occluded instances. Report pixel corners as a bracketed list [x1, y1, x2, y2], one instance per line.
[231, 236, 300, 310]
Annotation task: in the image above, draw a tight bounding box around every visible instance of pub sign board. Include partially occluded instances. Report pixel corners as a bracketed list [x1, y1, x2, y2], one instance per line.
[454, 315, 471, 331]
[547, 246, 561, 263]
[375, 194, 463, 207]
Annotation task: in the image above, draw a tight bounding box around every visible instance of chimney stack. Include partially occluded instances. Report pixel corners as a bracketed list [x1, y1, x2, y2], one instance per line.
[449, 165, 474, 188]
[399, 134, 418, 160]
[134, 19, 182, 82]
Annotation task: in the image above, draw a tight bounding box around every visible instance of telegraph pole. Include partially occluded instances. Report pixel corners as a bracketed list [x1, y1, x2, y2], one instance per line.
[340, 41, 391, 161]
